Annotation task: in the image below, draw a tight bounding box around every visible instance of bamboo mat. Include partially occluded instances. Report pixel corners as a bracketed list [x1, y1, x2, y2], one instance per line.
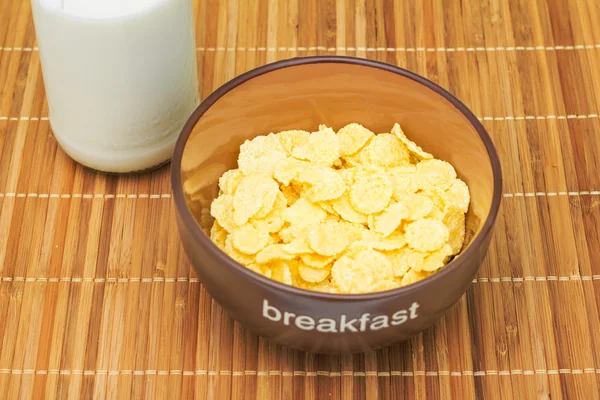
[1, 0, 600, 398]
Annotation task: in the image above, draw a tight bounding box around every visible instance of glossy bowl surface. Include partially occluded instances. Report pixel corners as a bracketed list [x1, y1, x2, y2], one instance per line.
[172, 56, 502, 354]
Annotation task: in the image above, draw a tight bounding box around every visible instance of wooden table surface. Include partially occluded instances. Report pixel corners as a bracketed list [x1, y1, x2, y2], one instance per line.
[1, 0, 600, 398]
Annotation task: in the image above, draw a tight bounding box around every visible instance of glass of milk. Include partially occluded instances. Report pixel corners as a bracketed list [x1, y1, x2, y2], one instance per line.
[31, 0, 200, 173]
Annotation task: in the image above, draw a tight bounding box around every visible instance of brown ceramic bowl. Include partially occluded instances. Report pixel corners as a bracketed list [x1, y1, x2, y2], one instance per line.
[171, 56, 502, 354]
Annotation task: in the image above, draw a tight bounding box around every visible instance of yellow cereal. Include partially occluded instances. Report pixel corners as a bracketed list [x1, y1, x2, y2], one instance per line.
[446, 178, 470, 213]
[308, 221, 352, 256]
[282, 238, 312, 254]
[405, 218, 450, 252]
[218, 168, 243, 195]
[224, 235, 256, 265]
[292, 126, 340, 166]
[388, 165, 418, 200]
[282, 197, 327, 227]
[296, 166, 346, 202]
[232, 174, 279, 226]
[403, 193, 434, 220]
[369, 202, 409, 237]
[331, 250, 394, 294]
[251, 205, 285, 233]
[210, 194, 237, 232]
[401, 269, 432, 287]
[301, 253, 335, 268]
[338, 222, 369, 245]
[209, 222, 228, 251]
[416, 159, 457, 190]
[391, 123, 433, 160]
[238, 133, 287, 175]
[349, 170, 393, 214]
[247, 263, 273, 279]
[298, 265, 330, 283]
[383, 249, 411, 277]
[443, 204, 467, 254]
[278, 224, 312, 243]
[207, 122, 470, 294]
[280, 184, 300, 204]
[422, 244, 453, 272]
[314, 201, 335, 216]
[330, 193, 368, 224]
[255, 244, 296, 264]
[277, 130, 310, 154]
[358, 133, 411, 168]
[273, 157, 309, 186]
[230, 224, 270, 255]
[422, 187, 448, 220]
[371, 231, 408, 251]
[270, 261, 294, 285]
[337, 123, 374, 156]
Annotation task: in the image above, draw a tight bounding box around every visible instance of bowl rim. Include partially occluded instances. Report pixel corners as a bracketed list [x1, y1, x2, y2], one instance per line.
[171, 55, 503, 301]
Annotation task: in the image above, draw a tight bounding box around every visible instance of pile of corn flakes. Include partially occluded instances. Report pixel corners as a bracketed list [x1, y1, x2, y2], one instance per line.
[209, 123, 470, 294]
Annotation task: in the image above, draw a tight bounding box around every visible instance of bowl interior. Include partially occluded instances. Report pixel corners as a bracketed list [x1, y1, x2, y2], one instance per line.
[180, 60, 496, 264]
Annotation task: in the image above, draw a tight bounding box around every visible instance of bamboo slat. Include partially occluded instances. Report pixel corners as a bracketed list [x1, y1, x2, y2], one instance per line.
[1, 0, 600, 398]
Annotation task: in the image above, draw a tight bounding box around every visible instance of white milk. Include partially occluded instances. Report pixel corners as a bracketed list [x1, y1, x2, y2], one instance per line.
[31, 0, 199, 173]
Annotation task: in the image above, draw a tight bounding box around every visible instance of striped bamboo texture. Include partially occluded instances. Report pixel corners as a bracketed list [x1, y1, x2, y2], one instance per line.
[1, 0, 600, 398]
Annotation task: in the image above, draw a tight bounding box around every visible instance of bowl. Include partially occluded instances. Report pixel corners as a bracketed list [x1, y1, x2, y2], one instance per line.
[171, 56, 502, 354]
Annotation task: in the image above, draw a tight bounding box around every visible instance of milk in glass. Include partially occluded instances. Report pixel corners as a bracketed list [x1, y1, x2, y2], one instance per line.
[31, 0, 200, 173]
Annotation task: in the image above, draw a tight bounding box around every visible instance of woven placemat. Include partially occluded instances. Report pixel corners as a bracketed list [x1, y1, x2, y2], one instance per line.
[1, 0, 600, 398]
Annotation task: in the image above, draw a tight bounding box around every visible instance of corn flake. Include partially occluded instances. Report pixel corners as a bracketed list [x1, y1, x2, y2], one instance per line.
[337, 123, 374, 156]
[392, 123, 433, 160]
[238, 134, 287, 175]
[292, 126, 340, 167]
[369, 202, 409, 237]
[209, 222, 228, 251]
[280, 184, 300, 204]
[331, 250, 394, 294]
[273, 157, 309, 186]
[296, 166, 346, 202]
[225, 235, 256, 265]
[403, 193, 434, 220]
[405, 218, 450, 252]
[422, 244, 453, 272]
[443, 204, 466, 254]
[247, 263, 273, 279]
[218, 169, 243, 195]
[416, 159, 457, 190]
[282, 238, 312, 254]
[250, 194, 286, 233]
[301, 253, 335, 268]
[233, 174, 279, 226]
[389, 165, 419, 200]
[383, 249, 411, 277]
[210, 194, 237, 232]
[270, 261, 294, 285]
[308, 221, 352, 256]
[401, 269, 432, 287]
[277, 130, 310, 155]
[349, 170, 393, 214]
[298, 265, 330, 283]
[446, 178, 470, 213]
[330, 193, 368, 224]
[371, 231, 408, 251]
[255, 244, 296, 264]
[231, 224, 270, 255]
[282, 197, 327, 227]
[358, 133, 411, 168]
